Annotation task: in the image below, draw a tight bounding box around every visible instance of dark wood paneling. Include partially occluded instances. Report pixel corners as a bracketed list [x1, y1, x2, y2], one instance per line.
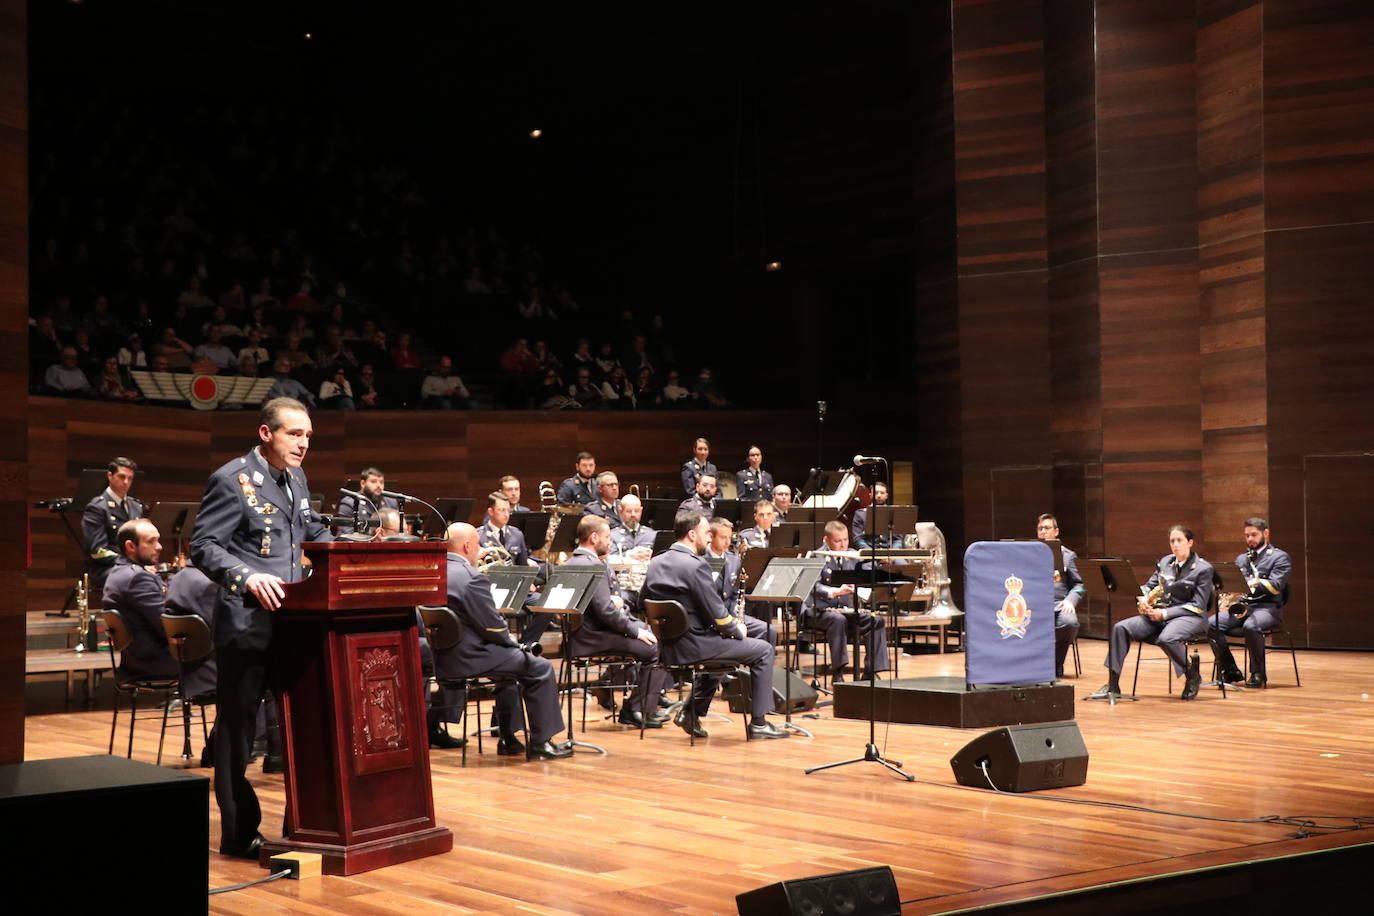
[1304, 456, 1374, 648]
[989, 465, 1053, 540]
[0, 0, 25, 764]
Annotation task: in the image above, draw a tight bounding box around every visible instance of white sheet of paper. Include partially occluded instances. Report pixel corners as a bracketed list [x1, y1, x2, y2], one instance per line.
[857, 586, 872, 602]
[490, 585, 510, 607]
[760, 573, 775, 593]
[545, 584, 577, 610]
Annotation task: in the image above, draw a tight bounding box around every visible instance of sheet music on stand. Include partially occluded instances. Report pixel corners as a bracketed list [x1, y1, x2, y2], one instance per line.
[745, 557, 826, 604]
[529, 565, 604, 615]
[485, 565, 540, 610]
[740, 546, 805, 588]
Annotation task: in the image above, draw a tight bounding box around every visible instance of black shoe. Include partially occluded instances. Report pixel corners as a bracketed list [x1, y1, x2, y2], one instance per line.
[747, 721, 790, 740]
[674, 711, 709, 739]
[658, 694, 674, 709]
[526, 739, 574, 761]
[496, 737, 526, 756]
[1245, 672, 1267, 689]
[1181, 656, 1202, 701]
[617, 709, 663, 729]
[261, 755, 284, 774]
[831, 672, 845, 685]
[218, 833, 264, 860]
[198, 748, 213, 769]
[1055, 665, 1066, 679]
[797, 638, 814, 654]
[1221, 667, 1245, 685]
[1087, 683, 1121, 700]
[429, 727, 467, 749]
[589, 685, 615, 711]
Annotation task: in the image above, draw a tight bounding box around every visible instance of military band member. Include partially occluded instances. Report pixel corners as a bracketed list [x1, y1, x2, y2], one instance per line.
[583, 471, 625, 528]
[335, 466, 400, 534]
[680, 437, 718, 497]
[773, 483, 794, 520]
[102, 519, 178, 683]
[1036, 513, 1085, 679]
[677, 473, 717, 517]
[1208, 517, 1291, 689]
[706, 516, 774, 645]
[737, 499, 779, 549]
[804, 520, 890, 682]
[499, 475, 531, 512]
[377, 507, 419, 541]
[611, 493, 656, 557]
[82, 456, 144, 590]
[162, 561, 220, 700]
[565, 516, 671, 728]
[641, 513, 789, 739]
[434, 522, 572, 759]
[189, 397, 333, 859]
[850, 481, 891, 548]
[556, 451, 598, 505]
[1089, 525, 1212, 702]
[479, 493, 535, 567]
[735, 446, 775, 504]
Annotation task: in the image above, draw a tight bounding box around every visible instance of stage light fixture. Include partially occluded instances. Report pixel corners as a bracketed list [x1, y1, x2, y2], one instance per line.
[765, 260, 782, 272]
[304, 32, 313, 40]
[529, 129, 543, 139]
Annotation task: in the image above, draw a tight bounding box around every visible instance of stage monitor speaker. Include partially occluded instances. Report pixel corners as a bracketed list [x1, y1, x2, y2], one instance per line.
[736, 865, 899, 916]
[722, 667, 818, 715]
[949, 721, 1088, 792]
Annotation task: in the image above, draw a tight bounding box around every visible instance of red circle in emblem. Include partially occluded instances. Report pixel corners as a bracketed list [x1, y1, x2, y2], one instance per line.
[192, 375, 218, 401]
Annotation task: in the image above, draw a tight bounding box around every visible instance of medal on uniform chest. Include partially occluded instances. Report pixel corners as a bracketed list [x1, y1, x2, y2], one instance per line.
[238, 473, 259, 507]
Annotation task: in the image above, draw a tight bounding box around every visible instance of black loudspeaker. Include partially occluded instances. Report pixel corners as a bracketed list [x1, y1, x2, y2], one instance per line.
[949, 721, 1089, 792]
[722, 667, 819, 714]
[737, 865, 899, 916]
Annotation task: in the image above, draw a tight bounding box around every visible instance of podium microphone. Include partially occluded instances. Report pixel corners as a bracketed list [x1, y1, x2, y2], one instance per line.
[378, 490, 449, 540]
[853, 455, 885, 466]
[339, 487, 366, 500]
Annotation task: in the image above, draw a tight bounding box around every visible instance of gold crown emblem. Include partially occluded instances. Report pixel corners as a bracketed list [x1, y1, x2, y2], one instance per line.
[1003, 575, 1023, 594]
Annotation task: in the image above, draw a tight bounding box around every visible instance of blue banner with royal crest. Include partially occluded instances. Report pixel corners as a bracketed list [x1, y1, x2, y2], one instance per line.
[964, 540, 1056, 686]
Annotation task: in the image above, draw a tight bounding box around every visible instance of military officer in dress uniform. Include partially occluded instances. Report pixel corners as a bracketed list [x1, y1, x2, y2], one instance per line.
[583, 471, 625, 528]
[706, 517, 774, 645]
[1089, 525, 1213, 702]
[189, 397, 333, 859]
[102, 519, 177, 683]
[499, 475, 532, 512]
[433, 522, 572, 760]
[804, 520, 890, 682]
[82, 457, 144, 590]
[640, 512, 788, 740]
[737, 499, 779, 549]
[850, 481, 892, 549]
[335, 466, 400, 534]
[611, 494, 656, 556]
[556, 452, 598, 505]
[1208, 517, 1292, 689]
[676, 473, 717, 518]
[772, 484, 794, 520]
[735, 446, 775, 504]
[1036, 513, 1085, 679]
[565, 516, 671, 728]
[680, 438, 718, 497]
[478, 492, 534, 567]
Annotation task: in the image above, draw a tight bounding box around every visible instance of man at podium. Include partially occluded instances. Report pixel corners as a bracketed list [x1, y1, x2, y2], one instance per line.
[190, 397, 333, 859]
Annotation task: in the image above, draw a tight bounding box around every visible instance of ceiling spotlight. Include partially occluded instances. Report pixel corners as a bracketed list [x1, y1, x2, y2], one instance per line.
[304, 32, 313, 40]
[529, 129, 543, 139]
[764, 260, 782, 272]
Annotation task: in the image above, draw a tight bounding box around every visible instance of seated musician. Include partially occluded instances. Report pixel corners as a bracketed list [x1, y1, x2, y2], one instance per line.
[565, 516, 671, 728]
[336, 466, 399, 534]
[677, 472, 717, 518]
[737, 499, 778, 549]
[101, 519, 179, 683]
[556, 451, 598, 506]
[1089, 525, 1212, 702]
[377, 507, 419, 541]
[641, 513, 788, 740]
[499, 475, 531, 512]
[611, 493, 655, 557]
[706, 516, 774, 645]
[478, 492, 535, 566]
[803, 520, 890, 683]
[1208, 517, 1291, 689]
[850, 481, 890, 548]
[772, 483, 794, 520]
[735, 445, 775, 504]
[433, 523, 572, 760]
[1036, 513, 1085, 679]
[583, 471, 625, 528]
[680, 437, 718, 497]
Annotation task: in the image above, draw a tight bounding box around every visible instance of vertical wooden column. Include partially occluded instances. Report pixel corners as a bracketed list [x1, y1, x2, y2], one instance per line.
[0, 0, 28, 764]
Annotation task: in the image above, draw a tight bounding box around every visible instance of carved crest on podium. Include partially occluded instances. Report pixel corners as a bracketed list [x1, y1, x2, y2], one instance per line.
[995, 575, 1031, 638]
[350, 644, 412, 770]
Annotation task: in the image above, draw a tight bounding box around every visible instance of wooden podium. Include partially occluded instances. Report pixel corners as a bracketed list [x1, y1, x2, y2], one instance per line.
[259, 541, 453, 874]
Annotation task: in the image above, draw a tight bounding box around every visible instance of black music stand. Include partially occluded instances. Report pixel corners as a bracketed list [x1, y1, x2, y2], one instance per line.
[507, 512, 552, 553]
[640, 498, 680, 531]
[745, 557, 825, 736]
[544, 514, 581, 557]
[146, 502, 200, 567]
[1077, 557, 1143, 704]
[433, 498, 477, 528]
[650, 529, 676, 556]
[485, 566, 540, 612]
[867, 506, 920, 546]
[711, 498, 742, 524]
[528, 565, 608, 755]
[797, 469, 845, 503]
[784, 506, 818, 524]
[769, 523, 810, 551]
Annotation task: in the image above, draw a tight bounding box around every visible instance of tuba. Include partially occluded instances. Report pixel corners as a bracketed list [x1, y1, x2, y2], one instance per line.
[913, 522, 962, 618]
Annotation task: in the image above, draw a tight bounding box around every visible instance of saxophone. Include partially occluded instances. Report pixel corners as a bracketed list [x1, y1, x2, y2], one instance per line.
[74, 573, 95, 653]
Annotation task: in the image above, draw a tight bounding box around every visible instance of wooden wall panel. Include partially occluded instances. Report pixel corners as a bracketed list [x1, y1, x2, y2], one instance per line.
[0, 0, 24, 764]
[1303, 456, 1374, 648]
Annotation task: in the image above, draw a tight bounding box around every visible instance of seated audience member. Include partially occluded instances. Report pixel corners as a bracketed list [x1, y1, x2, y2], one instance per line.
[265, 356, 316, 408]
[98, 356, 141, 401]
[693, 367, 729, 407]
[193, 326, 235, 370]
[421, 356, 472, 409]
[568, 366, 604, 409]
[238, 329, 270, 368]
[355, 363, 384, 408]
[661, 370, 691, 407]
[155, 327, 194, 370]
[389, 332, 421, 370]
[45, 347, 95, 396]
[319, 366, 356, 410]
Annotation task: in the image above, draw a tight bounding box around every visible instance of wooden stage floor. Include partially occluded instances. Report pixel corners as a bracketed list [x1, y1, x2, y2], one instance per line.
[23, 644, 1374, 914]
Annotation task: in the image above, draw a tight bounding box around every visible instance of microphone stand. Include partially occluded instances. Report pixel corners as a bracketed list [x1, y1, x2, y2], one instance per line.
[806, 457, 914, 781]
[383, 490, 449, 540]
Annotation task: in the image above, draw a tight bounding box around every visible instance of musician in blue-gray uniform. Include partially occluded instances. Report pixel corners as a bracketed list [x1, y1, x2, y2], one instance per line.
[735, 446, 775, 504]
[676, 473, 717, 518]
[82, 456, 144, 590]
[611, 494, 656, 554]
[1089, 524, 1213, 702]
[499, 476, 532, 513]
[102, 519, 177, 683]
[737, 499, 779, 549]
[641, 512, 788, 739]
[583, 471, 625, 529]
[1208, 517, 1291, 689]
[1037, 513, 1085, 679]
[556, 451, 598, 505]
[851, 481, 893, 549]
[189, 397, 333, 859]
[804, 520, 890, 682]
[478, 492, 534, 567]
[162, 562, 220, 699]
[680, 438, 718, 497]
[706, 517, 774, 645]
[434, 522, 572, 760]
[565, 516, 671, 728]
[335, 466, 400, 534]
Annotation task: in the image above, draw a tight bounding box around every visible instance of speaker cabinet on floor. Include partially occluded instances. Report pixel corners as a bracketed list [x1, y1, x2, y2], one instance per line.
[721, 667, 819, 715]
[950, 721, 1088, 792]
[736, 865, 899, 916]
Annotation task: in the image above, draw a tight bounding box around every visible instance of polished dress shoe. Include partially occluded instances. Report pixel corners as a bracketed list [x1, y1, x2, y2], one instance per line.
[1221, 667, 1246, 684]
[657, 694, 675, 709]
[261, 755, 284, 774]
[429, 727, 467, 749]
[218, 833, 264, 860]
[526, 739, 574, 761]
[1181, 655, 1202, 700]
[674, 711, 709, 739]
[1245, 672, 1267, 689]
[496, 736, 526, 756]
[747, 721, 790, 740]
[1087, 683, 1121, 700]
[617, 709, 664, 728]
